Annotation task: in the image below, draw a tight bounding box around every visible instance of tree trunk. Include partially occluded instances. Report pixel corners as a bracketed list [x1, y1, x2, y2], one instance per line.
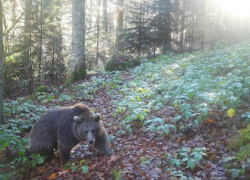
[96, 0, 101, 63]
[38, 0, 43, 82]
[71, 0, 86, 81]
[115, 0, 124, 51]
[191, 0, 195, 53]
[180, 0, 186, 54]
[103, 0, 108, 33]
[201, 0, 205, 50]
[24, 0, 33, 94]
[0, 0, 4, 124]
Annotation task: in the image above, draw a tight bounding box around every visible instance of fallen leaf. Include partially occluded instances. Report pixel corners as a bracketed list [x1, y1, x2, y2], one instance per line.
[49, 173, 56, 179]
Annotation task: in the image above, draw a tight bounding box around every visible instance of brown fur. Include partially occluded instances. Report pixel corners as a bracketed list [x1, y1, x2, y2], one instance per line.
[26, 103, 113, 162]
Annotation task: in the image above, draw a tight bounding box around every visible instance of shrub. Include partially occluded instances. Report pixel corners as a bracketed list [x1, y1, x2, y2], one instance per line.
[36, 86, 49, 93]
[105, 52, 140, 71]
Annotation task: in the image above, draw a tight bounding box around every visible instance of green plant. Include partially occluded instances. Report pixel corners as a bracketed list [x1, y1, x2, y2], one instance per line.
[223, 157, 246, 179]
[168, 147, 206, 171]
[143, 118, 176, 136]
[36, 86, 49, 93]
[141, 156, 152, 166]
[228, 125, 250, 161]
[112, 169, 122, 180]
[64, 160, 89, 174]
[167, 168, 190, 180]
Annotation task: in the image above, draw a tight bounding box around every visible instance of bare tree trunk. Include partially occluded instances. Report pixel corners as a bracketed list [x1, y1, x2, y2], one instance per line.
[103, 0, 108, 33]
[190, 0, 195, 53]
[71, 0, 86, 81]
[201, 0, 205, 50]
[115, 0, 124, 51]
[0, 0, 4, 124]
[24, 0, 33, 94]
[180, 0, 186, 54]
[38, 0, 43, 82]
[96, 0, 101, 63]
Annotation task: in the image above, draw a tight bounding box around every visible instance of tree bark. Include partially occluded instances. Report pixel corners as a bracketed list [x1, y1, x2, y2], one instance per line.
[0, 0, 4, 124]
[201, 0, 205, 50]
[38, 0, 43, 82]
[115, 0, 124, 51]
[190, 0, 195, 53]
[180, 0, 186, 54]
[71, 0, 86, 81]
[96, 0, 101, 63]
[24, 0, 33, 94]
[103, 0, 108, 33]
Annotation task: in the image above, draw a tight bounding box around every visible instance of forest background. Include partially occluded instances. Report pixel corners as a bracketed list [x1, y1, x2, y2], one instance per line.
[0, 0, 249, 102]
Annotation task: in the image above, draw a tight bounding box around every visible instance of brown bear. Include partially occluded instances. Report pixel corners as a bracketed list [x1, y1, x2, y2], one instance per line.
[26, 103, 113, 162]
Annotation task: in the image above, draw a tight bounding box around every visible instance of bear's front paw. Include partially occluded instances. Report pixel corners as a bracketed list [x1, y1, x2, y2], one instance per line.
[105, 149, 114, 157]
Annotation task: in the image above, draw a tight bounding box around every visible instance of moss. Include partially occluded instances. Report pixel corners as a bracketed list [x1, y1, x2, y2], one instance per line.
[105, 54, 140, 72]
[36, 86, 49, 93]
[76, 68, 87, 80]
[65, 68, 87, 87]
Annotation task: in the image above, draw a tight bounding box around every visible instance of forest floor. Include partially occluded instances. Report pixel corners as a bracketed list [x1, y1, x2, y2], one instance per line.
[29, 73, 246, 180]
[2, 41, 250, 180]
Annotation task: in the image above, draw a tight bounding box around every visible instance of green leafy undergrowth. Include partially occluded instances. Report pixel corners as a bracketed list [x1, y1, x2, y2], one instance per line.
[165, 147, 206, 179]
[112, 40, 250, 132]
[0, 98, 48, 179]
[228, 125, 250, 161]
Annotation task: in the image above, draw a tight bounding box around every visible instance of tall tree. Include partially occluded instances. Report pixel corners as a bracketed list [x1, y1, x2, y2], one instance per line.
[123, 0, 150, 56]
[96, 0, 101, 62]
[115, 0, 124, 51]
[180, 0, 186, 53]
[103, 0, 108, 33]
[24, 0, 33, 93]
[0, 0, 4, 124]
[71, 0, 86, 81]
[200, 0, 205, 49]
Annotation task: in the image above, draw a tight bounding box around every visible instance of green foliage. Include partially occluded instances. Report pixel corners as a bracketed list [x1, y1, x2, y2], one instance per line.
[143, 117, 176, 136]
[64, 160, 89, 174]
[228, 125, 250, 161]
[223, 157, 246, 179]
[110, 40, 250, 135]
[112, 169, 122, 180]
[35, 92, 55, 104]
[77, 68, 88, 80]
[140, 156, 153, 166]
[168, 147, 206, 171]
[105, 52, 140, 71]
[66, 68, 87, 86]
[0, 99, 48, 179]
[36, 86, 49, 93]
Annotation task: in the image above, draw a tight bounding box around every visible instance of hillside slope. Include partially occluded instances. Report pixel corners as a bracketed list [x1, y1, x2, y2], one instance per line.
[1, 40, 250, 179]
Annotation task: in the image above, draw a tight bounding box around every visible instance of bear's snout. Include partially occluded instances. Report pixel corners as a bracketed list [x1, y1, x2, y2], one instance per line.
[88, 140, 95, 146]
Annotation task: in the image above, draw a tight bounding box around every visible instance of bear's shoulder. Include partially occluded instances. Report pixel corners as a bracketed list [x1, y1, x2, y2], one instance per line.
[73, 103, 93, 116]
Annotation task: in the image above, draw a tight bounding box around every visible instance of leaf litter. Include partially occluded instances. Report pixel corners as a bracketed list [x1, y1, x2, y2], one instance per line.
[25, 71, 245, 180]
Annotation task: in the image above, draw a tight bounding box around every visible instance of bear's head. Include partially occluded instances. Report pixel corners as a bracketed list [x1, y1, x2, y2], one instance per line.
[73, 113, 103, 146]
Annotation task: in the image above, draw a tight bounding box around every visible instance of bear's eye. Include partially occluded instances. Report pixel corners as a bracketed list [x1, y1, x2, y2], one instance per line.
[91, 130, 96, 133]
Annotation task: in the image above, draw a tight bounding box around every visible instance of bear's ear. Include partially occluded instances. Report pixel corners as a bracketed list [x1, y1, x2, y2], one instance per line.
[94, 113, 101, 122]
[74, 116, 82, 124]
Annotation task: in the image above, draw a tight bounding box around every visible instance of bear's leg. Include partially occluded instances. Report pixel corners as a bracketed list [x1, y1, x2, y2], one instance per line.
[26, 145, 40, 156]
[44, 149, 54, 162]
[94, 129, 113, 156]
[58, 144, 71, 162]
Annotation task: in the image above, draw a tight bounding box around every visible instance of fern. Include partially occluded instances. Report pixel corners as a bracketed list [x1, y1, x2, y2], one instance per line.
[228, 125, 250, 161]
[236, 144, 250, 161]
[228, 125, 250, 151]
